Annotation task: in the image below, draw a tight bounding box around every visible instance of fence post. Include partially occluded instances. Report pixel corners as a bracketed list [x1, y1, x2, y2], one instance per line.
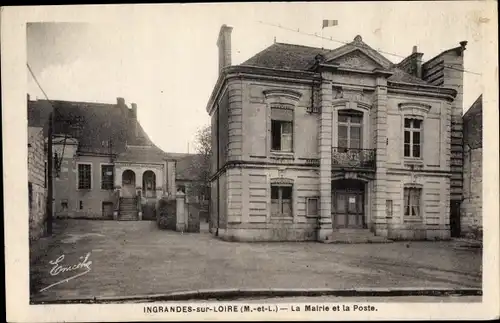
[176, 190, 186, 232]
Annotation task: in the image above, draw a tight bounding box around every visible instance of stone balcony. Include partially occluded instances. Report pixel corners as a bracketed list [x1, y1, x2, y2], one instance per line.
[331, 147, 376, 170]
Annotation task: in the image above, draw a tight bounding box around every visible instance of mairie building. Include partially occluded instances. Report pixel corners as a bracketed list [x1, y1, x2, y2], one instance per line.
[206, 25, 466, 242]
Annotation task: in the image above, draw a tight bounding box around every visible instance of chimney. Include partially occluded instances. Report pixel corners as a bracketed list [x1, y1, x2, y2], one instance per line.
[397, 46, 423, 78]
[131, 103, 137, 118]
[117, 97, 125, 107]
[217, 24, 233, 74]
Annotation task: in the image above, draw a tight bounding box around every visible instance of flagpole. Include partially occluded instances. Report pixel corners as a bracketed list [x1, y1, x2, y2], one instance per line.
[321, 26, 324, 49]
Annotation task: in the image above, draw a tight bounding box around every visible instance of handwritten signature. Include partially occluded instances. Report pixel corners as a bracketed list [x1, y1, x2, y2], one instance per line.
[40, 252, 92, 292]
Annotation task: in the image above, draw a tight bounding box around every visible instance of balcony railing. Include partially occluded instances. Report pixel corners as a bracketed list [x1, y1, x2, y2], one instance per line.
[331, 147, 376, 169]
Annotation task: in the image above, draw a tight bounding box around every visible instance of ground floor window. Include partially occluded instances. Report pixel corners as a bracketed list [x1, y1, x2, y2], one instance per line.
[271, 185, 293, 217]
[101, 165, 114, 190]
[404, 187, 422, 217]
[78, 163, 92, 190]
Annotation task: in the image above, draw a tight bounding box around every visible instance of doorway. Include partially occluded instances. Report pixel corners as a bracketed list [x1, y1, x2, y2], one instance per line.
[121, 170, 136, 198]
[142, 170, 156, 198]
[332, 179, 365, 229]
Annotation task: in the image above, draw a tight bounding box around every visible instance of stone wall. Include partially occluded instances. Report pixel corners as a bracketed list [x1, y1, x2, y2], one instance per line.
[28, 127, 47, 241]
[54, 154, 115, 219]
[461, 95, 482, 239]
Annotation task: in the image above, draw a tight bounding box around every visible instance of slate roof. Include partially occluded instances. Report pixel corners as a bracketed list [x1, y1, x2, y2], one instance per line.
[27, 99, 163, 157]
[242, 42, 430, 86]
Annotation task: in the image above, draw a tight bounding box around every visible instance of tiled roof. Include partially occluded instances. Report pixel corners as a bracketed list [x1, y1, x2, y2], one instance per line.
[115, 145, 168, 163]
[242, 42, 430, 86]
[27, 99, 161, 156]
[175, 154, 207, 181]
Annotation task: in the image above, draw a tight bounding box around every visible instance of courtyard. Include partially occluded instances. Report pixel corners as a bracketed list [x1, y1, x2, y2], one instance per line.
[30, 220, 482, 303]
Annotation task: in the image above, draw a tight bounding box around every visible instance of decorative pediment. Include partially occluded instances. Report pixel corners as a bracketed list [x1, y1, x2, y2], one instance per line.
[398, 102, 432, 116]
[326, 49, 386, 71]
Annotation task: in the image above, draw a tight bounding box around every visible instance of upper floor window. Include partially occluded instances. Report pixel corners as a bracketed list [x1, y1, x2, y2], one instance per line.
[338, 110, 362, 151]
[404, 118, 422, 158]
[101, 165, 114, 190]
[78, 164, 92, 190]
[271, 106, 293, 152]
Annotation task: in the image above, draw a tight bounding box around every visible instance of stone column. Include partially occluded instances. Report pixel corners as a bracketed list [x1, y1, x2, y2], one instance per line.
[317, 79, 333, 241]
[176, 190, 186, 232]
[373, 77, 388, 237]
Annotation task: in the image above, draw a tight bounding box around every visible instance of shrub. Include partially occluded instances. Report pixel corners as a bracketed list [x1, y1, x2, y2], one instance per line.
[156, 198, 176, 230]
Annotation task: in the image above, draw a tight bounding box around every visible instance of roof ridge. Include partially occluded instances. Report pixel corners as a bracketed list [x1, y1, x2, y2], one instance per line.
[35, 99, 119, 108]
[274, 41, 337, 52]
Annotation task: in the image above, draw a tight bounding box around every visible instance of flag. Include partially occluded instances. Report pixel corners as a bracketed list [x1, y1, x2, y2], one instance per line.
[322, 20, 338, 29]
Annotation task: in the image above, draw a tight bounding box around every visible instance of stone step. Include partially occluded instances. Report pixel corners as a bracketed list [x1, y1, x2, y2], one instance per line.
[323, 230, 393, 244]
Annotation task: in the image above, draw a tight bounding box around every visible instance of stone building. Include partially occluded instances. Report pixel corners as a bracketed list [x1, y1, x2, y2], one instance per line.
[206, 25, 466, 242]
[461, 94, 482, 239]
[28, 97, 205, 221]
[28, 126, 47, 240]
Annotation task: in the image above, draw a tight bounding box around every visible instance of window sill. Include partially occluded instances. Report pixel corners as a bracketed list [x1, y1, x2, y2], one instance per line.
[403, 216, 423, 222]
[270, 151, 294, 159]
[404, 158, 424, 166]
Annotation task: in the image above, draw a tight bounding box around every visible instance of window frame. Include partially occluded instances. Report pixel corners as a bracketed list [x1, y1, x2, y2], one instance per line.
[270, 183, 293, 218]
[76, 162, 92, 190]
[403, 118, 423, 159]
[271, 119, 294, 153]
[100, 163, 115, 190]
[403, 186, 423, 218]
[337, 110, 363, 151]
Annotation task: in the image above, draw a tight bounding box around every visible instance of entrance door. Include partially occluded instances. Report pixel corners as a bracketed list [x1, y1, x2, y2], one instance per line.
[450, 200, 461, 237]
[333, 191, 365, 229]
[102, 202, 113, 219]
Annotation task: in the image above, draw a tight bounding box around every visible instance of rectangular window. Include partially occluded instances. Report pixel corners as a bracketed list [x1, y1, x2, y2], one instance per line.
[78, 164, 92, 190]
[404, 118, 422, 158]
[79, 201, 83, 210]
[101, 165, 114, 190]
[271, 185, 293, 217]
[404, 187, 422, 216]
[307, 197, 319, 216]
[338, 111, 363, 151]
[271, 120, 293, 152]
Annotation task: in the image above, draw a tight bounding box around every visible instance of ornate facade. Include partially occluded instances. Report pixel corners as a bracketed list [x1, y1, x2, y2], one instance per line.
[206, 25, 466, 242]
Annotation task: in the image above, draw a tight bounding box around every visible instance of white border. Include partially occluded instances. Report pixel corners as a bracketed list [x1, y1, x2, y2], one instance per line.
[2, 3, 499, 322]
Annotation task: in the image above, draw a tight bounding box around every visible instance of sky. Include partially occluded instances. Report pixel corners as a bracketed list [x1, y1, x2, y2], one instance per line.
[26, 2, 489, 154]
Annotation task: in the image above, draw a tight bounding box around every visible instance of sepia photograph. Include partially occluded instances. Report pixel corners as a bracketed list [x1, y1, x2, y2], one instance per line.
[3, 2, 499, 322]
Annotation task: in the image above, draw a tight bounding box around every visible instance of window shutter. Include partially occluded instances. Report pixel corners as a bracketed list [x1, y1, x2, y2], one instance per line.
[281, 122, 293, 152]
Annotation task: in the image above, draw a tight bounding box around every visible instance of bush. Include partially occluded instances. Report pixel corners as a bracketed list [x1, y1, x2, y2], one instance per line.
[156, 198, 176, 230]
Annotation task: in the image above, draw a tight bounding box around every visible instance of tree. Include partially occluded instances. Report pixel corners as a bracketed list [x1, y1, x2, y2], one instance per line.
[191, 124, 211, 205]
